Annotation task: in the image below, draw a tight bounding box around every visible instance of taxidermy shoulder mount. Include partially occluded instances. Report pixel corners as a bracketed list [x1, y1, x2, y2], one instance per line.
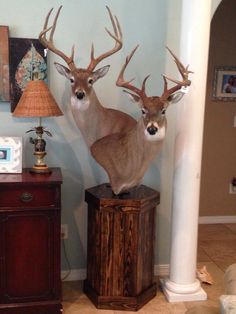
[91, 46, 192, 195]
[39, 6, 136, 148]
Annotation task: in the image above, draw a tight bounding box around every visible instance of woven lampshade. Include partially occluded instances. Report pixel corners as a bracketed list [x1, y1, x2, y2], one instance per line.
[13, 80, 63, 117]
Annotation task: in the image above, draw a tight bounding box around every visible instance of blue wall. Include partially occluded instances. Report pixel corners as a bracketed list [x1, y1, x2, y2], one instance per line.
[0, 0, 185, 272]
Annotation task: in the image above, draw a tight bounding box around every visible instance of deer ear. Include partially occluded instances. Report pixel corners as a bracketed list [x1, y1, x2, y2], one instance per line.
[167, 91, 184, 104]
[92, 65, 110, 82]
[54, 62, 72, 80]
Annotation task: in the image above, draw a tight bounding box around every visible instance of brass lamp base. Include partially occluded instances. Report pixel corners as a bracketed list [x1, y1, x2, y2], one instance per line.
[30, 151, 51, 174]
[30, 164, 51, 174]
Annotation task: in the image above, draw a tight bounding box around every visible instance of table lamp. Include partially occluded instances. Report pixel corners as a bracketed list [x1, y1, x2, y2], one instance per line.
[13, 80, 63, 174]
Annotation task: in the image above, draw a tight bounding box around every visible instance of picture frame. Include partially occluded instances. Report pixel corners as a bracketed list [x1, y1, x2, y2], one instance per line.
[213, 66, 236, 101]
[9, 38, 47, 112]
[0, 137, 23, 173]
[0, 26, 10, 102]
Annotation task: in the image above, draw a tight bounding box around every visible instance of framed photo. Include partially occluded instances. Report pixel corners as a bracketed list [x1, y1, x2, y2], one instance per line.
[0, 26, 10, 102]
[0, 137, 22, 173]
[9, 38, 47, 112]
[213, 66, 236, 101]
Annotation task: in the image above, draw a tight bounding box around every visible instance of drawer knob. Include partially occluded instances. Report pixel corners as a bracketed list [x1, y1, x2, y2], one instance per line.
[21, 192, 33, 202]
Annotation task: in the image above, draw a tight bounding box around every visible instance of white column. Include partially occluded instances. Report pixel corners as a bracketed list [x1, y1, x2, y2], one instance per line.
[162, 0, 211, 302]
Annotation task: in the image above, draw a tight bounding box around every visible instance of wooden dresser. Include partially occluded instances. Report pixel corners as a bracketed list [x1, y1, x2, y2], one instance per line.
[0, 168, 63, 314]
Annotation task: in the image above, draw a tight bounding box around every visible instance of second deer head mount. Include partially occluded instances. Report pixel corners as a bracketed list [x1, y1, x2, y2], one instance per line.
[91, 46, 192, 195]
[39, 6, 136, 148]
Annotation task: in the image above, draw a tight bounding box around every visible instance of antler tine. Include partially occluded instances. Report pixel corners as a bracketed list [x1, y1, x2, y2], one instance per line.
[161, 47, 192, 99]
[116, 45, 149, 98]
[166, 46, 193, 81]
[39, 6, 76, 71]
[141, 75, 150, 94]
[87, 6, 123, 72]
[42, 7, 53, 33]
[49, 5, 62, 42]
[105, 7, 123, 47]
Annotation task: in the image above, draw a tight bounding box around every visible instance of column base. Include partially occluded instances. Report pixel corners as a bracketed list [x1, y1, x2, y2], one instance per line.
[160, 278, 207, 302]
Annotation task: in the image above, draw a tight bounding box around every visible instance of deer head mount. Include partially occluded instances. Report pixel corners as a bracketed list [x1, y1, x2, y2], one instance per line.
[39, 5, 123, 97]
[39, 6, 136, 147]
[91, 46, 192, 195]
[116, 45, 192, 138]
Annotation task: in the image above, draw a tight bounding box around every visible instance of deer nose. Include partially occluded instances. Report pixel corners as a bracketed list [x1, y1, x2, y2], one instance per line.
[76, 91, 85, 100]
[147, 126, 158, 135]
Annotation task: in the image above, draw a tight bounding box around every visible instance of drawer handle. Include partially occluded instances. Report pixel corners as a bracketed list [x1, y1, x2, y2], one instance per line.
[21, 192, 33, 202]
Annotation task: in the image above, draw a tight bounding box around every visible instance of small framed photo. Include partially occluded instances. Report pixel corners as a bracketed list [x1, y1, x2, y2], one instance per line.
[213, 66, 236, 101]
[0, 137, 23, 173]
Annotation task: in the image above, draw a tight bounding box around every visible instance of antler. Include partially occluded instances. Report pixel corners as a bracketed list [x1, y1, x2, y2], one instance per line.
[161, 47, 193, 100]
[116, 45, 150, 99]
[117, 46, 192, 102]
[87, 6, 123, 72]
[39, 6, 76, 71]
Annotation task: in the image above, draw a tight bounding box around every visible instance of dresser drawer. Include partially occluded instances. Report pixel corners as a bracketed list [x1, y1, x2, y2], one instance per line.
[0, 184, 60, 208]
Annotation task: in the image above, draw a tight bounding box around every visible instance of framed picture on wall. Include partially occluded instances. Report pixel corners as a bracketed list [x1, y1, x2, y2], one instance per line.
[0, 26, 10, 102]
[213, 66, 236, 101]
[0, 137, 22, 173]
[9, 38, 47, 112]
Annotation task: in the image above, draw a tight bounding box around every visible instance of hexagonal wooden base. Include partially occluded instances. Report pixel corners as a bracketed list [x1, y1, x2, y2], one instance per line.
[84, 183, 160, 311]
[84, 279, 157, 311]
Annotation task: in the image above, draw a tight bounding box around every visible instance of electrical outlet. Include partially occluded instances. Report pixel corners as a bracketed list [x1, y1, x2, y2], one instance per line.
[61, 224, 68, 239]
[229, 184, 236, 194]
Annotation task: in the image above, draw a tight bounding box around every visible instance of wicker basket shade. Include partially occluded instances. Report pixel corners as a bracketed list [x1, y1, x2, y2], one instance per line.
[13, 80, 63, 117]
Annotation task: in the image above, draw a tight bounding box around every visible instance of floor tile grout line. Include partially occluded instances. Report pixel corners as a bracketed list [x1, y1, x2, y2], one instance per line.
[198, 243, 219, 266]
[223, 223, 236, 235]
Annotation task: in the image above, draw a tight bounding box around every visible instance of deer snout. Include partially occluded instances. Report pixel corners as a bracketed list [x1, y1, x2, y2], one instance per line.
[147, 125, 158, 135]
[76, 90, 85, 100]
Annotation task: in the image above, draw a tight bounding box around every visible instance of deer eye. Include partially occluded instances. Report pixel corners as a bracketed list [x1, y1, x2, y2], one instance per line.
[161, 108, 166, 115]
[70, 78, 74, 84]
[141, 108, 147, 115]
[88, 78, 94, 85]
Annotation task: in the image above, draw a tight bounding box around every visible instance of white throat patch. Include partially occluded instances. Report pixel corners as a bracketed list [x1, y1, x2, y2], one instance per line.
[71, 95, 90, 111]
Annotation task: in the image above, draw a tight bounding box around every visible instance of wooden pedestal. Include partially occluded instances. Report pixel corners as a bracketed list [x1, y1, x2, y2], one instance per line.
[84, 183, 160, 311]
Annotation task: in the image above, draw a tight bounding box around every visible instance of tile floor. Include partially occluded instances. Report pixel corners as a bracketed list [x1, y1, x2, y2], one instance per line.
[62, 223, 236, 314]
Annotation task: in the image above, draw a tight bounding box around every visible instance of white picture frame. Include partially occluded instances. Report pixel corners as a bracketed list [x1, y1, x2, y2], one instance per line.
[0, 137, 22, 173]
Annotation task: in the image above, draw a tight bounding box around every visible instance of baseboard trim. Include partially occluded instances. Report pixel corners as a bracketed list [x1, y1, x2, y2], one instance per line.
[61, 264, 170, 281]
[199, 215, 236, 224]
[61, 268, 86, 281]
[154, 264, 170, 277]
